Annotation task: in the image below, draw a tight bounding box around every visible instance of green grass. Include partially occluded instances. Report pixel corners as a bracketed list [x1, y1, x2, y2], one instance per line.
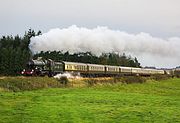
[0, 78, 180, 123]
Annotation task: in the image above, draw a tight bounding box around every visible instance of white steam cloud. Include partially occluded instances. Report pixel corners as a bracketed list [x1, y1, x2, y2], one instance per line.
[30, 25, 180, 68]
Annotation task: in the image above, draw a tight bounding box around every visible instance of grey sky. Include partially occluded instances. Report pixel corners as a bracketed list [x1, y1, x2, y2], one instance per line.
[0, 0, 180, 37]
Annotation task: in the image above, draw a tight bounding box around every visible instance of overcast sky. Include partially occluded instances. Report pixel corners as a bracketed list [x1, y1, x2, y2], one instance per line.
[1, 0, 180, 37]
[0, 0, 180, 68]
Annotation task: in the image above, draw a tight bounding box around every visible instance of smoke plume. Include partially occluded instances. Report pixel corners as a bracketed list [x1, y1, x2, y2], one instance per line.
[29, 25, 180, 68]
[54, 72, 81, 79]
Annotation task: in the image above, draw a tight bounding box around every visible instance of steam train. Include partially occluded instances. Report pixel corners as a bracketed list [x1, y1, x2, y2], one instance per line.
[21, 58, 179, 77]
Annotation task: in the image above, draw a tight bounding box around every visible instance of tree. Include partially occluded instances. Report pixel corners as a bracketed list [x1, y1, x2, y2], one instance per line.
[0, 29, 41, 75]
[134, 57, 141, 67]
[33, 51, 141, 68]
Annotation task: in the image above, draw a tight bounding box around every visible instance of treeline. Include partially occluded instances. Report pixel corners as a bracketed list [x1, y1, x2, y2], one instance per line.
[34, 51, 141, 67]
[0, 29, 41, 75]
[0, 29, 141, 75]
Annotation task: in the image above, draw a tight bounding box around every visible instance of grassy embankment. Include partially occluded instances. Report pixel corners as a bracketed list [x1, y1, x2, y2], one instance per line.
[0, 77, 180, 123]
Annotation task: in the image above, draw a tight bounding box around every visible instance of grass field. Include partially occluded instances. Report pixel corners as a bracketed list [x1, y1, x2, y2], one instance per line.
[0, 77, 180, 123]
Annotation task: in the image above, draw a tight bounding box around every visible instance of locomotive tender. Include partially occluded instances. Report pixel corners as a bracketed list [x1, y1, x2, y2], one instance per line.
[22, 58, 167, 77]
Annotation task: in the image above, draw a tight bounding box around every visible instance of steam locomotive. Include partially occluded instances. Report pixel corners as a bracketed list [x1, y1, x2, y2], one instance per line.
[21, 58, 179, 77]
